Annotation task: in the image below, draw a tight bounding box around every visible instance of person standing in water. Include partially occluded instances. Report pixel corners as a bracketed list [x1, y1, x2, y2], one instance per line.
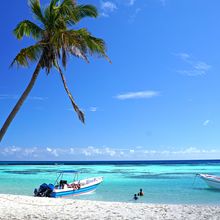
[133, 194, 138, 200]
[138, 189, 144, 196]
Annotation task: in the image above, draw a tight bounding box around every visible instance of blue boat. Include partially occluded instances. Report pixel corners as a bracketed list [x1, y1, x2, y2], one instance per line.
[34, 170, 103, 198]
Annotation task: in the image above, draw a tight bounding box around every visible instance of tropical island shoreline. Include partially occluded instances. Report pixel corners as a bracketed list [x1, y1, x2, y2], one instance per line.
[0, 194, 220, 220]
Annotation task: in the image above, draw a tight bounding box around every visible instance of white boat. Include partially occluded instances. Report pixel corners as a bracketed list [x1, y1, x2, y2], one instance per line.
[199, 174, 220, 189]
[34, 170, 103, 198]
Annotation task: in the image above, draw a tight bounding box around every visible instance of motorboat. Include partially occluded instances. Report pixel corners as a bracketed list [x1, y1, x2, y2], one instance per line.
[199, 174, 220, 190]
[34, 170, 103, 198]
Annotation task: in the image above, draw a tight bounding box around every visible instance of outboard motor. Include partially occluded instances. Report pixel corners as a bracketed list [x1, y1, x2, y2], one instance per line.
[34, 183, 54, 197]
[45, 184, 55, 197]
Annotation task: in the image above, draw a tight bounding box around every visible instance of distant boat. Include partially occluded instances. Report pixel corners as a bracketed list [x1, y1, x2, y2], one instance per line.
[34, 170, 103, 198]
[199, 174, 220, 189]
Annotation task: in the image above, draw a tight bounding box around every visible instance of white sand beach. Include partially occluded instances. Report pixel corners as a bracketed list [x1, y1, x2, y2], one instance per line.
[0, 194, 220, 220]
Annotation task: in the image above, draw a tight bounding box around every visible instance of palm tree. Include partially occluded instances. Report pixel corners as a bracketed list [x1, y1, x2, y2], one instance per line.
[0, 0, 110, 142]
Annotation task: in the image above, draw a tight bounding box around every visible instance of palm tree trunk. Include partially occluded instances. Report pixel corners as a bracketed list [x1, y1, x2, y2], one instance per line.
[0, 62, 41, 142]
[57, 66, 85, 123]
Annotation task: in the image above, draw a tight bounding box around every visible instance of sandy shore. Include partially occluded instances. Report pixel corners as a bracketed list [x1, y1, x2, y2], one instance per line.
[0, 194, 220, 220]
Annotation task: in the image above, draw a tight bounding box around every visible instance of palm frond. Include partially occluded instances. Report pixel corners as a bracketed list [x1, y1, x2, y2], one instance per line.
[57, 0, 76, 23]
[11, 44, 43, 67]
[70, 46, 89, 63]
[49, 0, 60, 10]
[44, 5, 55, 28]
[13, 20, 43, 40]
[73, 5, 98, 21]
[71, 29, 111, 62]
[48, 0, 60, 24]
[28, 0, 45, 24]
[57, 1, 97, 24]
[51, 28, 109, 63]
[57, 65, 85, 123]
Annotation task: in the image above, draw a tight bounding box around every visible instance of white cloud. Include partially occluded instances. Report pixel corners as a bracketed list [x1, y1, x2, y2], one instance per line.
[81, 146, 116, 157]
[135, 146, 143, 149]
[70, 148, 75, 154]
[23, 147, 38, 156]
[175, 53, 211, 76]
[46, 147, 59, 157]
[82, 146, 102, 157]
[115, 90, 159, 100]
[104, 147, 116, 156]
[101, 1, 117, 12]
[89, 107, 98, 112]
[180, 147, 201, 154]
[129, 8, 141, 23]
[176, 53, 191, 61]
[0, 94, 17, 100]
[203, 120, 210, 126]
[120, 151, 124, 156]
[51, 149, 59, 157]
[1, 146, 39, 159]
[0, 94, 47, 101]
[100, 0, 137, 18]
[194, 62, 211, 71]
[46, 147, 52, 152]
[1, 146, 21, 156]
[2, 145, 220, 160]
[100, 12, 109, 17]
[28, 96, 48, 101]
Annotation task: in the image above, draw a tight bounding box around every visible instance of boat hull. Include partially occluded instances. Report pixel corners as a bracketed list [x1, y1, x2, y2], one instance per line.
[50, 182, 101, 198]
[34, 173, 103, 198]
[199, 174, 220, 190]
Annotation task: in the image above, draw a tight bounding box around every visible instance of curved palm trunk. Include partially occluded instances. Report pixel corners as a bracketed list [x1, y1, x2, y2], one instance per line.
[57, 66, 85, 123]
[0, 62, 41, 142]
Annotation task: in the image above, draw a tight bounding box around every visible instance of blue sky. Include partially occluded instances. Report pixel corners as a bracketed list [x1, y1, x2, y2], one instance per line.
[1, 0, 220, 160]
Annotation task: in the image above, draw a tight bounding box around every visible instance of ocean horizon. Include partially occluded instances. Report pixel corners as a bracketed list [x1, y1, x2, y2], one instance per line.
[1, 159, 220, 165]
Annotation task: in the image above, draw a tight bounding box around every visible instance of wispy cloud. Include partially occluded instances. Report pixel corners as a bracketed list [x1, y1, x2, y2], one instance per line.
[129, 8, 141, 23]
[115, 90, 160, 100]
[175, 53, 211, 76]
[89, 107, 98, 112]
[101, 1, 117, 11]
[0, 94, 17, 100]
[82, 146, 116, 157]
[0, 94, 48, 101]
[203, 120, 210, 126]
[100, 0, 137, 17]
[47, 148, 59, 157]
[176, 53, 190, 61]
[1, 145, 220, 160]
[28, 96, 48, 101]
[100, 1, 117, 17]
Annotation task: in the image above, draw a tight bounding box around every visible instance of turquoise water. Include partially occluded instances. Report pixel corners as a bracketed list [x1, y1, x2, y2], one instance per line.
[1, 162, 220, 204]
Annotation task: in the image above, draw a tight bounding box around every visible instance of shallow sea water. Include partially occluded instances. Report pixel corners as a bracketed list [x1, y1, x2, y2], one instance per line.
[1, 161, 220, 204]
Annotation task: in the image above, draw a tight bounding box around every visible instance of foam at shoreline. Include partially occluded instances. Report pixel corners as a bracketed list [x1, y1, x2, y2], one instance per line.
[0, 194, 220, 219]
